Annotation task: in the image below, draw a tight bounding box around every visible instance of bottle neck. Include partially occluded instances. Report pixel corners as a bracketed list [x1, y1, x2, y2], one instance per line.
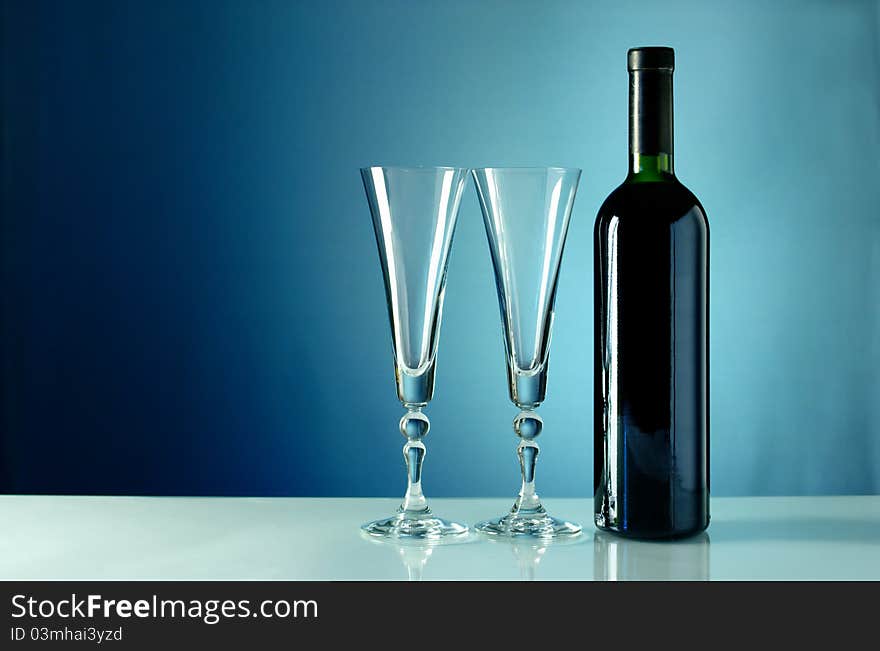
[630, 153, 674, 180]
[628, 69, 674, 180]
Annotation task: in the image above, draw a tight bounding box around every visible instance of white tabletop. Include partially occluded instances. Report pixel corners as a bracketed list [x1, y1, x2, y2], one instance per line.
[1, 496, 877, 580]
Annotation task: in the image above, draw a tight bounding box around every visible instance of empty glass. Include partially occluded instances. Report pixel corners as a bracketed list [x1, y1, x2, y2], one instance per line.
[360, 166, 470, 540]
[472, 167, 583, 539]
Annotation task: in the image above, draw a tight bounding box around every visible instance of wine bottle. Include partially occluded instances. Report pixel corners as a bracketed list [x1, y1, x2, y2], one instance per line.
[594, 47, 709, 538]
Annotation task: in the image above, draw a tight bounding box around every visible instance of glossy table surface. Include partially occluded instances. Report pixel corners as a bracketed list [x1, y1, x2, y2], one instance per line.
[1, 496, 878, 580]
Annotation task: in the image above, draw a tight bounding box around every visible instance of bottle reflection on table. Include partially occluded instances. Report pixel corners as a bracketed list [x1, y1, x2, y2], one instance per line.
[593, 531, 710, 581]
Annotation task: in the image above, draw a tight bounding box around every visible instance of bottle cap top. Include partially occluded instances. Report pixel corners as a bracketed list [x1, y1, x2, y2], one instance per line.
[628, 47, 675, 71]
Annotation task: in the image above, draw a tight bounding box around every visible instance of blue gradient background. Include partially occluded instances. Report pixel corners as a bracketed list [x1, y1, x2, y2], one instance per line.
[2, 0, 878, 496]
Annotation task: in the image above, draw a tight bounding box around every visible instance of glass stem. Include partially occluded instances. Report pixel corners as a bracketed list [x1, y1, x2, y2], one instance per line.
[400, 407, 430, 513]
[512, 408, 544, 514]
[516, 440, 541, 511]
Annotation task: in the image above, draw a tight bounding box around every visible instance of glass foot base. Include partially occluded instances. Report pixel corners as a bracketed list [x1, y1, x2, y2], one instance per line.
[361, 511, 469, 540]
[476, 508, 582, 539]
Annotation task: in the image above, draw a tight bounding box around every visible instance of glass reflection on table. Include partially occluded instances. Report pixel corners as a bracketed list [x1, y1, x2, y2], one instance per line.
[359, 535, 438, 581]
[360, 532, 477, 581]
[486, 535, 586, 581]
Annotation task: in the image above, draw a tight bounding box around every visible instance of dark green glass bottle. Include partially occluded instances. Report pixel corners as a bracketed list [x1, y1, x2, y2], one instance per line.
[594, 47, 710, 539]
